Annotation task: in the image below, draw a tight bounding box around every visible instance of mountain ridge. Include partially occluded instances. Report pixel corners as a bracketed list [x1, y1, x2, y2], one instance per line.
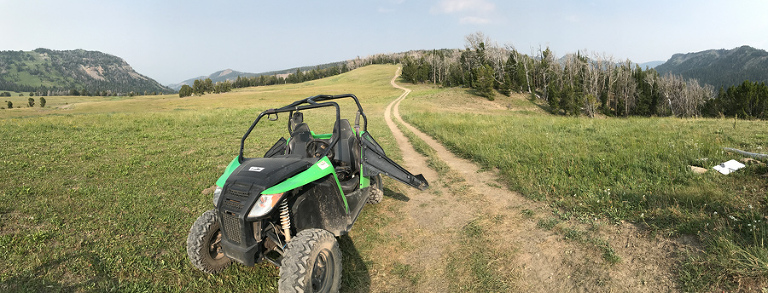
[655, 45, 768, 88]
[0, 48, 173, 95]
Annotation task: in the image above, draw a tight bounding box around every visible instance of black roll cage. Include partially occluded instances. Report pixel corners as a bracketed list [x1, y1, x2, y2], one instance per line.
[238, 94, 368, 163]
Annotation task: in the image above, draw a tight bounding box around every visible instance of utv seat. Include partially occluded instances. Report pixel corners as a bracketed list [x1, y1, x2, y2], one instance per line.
[332, 119, 360, 193]
[287, 123, 313, 158]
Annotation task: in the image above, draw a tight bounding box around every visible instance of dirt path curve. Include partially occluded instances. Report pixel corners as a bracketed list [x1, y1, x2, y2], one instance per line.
[380, 69, 475, 292]
[383, 68, 681, 292]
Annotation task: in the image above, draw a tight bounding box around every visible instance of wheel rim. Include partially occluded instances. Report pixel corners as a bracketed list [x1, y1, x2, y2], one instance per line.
[208, 229, 225, 260]
[311, 248, 334, 292]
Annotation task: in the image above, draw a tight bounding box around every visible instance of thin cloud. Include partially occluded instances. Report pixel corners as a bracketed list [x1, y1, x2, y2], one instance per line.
[432, 0, 496, 25]
[433, 0, 495, 14]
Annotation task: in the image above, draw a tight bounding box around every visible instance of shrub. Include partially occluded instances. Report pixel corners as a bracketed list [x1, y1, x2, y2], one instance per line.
[179, 85, 193, 98]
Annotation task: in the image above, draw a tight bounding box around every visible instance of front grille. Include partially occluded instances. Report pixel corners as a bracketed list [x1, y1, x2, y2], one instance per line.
[221, 212, 242, 244]
[222, 198, 243, 211]
[229, 189, 249, 198]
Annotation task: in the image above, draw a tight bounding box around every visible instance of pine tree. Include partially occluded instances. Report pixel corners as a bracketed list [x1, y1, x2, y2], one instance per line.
[474, 64, 495, 100]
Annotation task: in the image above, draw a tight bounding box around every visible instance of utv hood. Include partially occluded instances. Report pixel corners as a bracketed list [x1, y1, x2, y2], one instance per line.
[224, 156, 314, 190]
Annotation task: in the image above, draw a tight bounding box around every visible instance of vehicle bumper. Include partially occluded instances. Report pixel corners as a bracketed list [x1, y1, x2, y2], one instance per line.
[221, 238, 259, 266]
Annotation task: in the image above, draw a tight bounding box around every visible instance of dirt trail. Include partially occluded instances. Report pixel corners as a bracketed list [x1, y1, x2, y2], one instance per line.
[380, 71, 474, 292]
[381, 68, 682, 292]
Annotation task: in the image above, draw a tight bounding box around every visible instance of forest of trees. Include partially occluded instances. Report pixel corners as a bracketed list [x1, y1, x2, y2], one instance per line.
[703, 81, 768, 119]
[394, 33, 735, 118]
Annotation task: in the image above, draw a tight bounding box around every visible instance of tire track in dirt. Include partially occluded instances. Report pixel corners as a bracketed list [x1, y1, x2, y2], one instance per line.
[380, 69, 475, 292]
[384, 68, 682, 292]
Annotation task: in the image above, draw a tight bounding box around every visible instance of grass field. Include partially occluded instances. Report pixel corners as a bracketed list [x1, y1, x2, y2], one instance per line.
[399, 83, 768, 291]
[0, 65, 405, 292]
[3, 63, 768, 291]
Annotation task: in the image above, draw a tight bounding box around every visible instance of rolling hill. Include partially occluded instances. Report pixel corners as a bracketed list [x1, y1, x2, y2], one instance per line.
[0, 48, 174, 95]
[167, 61, 347, 91]
[655, 45, 768, 88]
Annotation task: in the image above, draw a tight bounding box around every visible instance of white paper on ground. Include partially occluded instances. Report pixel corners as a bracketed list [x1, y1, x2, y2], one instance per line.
[713, 159, 746, 175]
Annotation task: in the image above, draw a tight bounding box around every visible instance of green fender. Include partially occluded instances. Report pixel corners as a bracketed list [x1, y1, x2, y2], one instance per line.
[215, 157, 350, 213]
[215, 157, 241, 187]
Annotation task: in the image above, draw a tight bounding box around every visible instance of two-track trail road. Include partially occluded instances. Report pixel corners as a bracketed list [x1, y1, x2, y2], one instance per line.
[367, 67, 682, 292]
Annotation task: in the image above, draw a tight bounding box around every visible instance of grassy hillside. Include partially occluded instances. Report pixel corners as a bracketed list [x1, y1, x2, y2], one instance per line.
[0, 49, 173, 94]
[0, 65, 403, 292]
[399, 84, 768, 291]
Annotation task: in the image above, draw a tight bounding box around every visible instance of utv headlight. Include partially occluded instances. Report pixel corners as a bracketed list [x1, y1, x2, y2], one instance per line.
[213, 186, 223, 207]
[247, 193, 284, 219]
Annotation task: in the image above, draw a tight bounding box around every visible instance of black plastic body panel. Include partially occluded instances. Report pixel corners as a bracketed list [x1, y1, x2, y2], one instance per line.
[216, 156, 313, 266]
[361, 132, 429, 190]
[292, 175, 349, 236]
[264, 137, 287, 158]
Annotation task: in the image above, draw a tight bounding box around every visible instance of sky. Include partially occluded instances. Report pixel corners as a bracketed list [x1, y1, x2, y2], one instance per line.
[1, 0, 767, 85]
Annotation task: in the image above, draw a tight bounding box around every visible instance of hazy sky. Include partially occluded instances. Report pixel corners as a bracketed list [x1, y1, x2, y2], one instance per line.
[2, 0, 767, 85]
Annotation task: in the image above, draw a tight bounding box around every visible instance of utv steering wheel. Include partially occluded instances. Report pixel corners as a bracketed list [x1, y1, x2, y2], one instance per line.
[306, 140, 333, 159]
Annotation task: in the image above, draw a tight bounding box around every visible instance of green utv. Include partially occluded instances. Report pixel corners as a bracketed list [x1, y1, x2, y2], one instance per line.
[187, 94, 428, 292]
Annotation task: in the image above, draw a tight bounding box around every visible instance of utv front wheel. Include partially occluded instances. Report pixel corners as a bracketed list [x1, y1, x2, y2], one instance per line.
[279, 229, 342, 293]
[187, 209, 232, 274]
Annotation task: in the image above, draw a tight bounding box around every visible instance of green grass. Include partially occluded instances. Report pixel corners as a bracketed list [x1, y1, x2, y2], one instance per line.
[445, 217, 511, 292]
[5, 63, 768, 291]
[0, 64, 404, 292]
[400, 85, 768, 291]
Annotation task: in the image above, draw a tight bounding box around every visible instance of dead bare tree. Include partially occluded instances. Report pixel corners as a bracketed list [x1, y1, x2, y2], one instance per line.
[613, 60, 637, 116]
[583, 51, 607, 117]
[522, 55, 532, 94]
[659, 73, 685, 117]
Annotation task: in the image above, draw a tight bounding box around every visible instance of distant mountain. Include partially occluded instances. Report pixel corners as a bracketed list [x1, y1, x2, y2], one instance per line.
[655, 45, 768, 88]
[166, 69, 258, 91]
[638, 60, 664, 69]
[556, 54, 663, 70]
[168, 61, 346, 91]
[0, 48, 173, 94]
